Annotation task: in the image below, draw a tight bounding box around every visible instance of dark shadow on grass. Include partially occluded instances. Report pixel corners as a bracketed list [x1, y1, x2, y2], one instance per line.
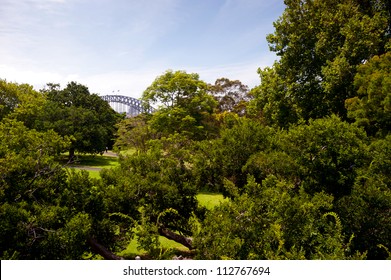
[56, 153, 119, 168]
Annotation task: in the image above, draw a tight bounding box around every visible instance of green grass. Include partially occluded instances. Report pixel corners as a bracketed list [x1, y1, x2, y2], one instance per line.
[59, 152, 119, 179]
[71, 154, 119, 168]
[119, 235, 189, 259]
[197, 192, 227, 210]
[57, 152, 119, 167]
[85, 169, 101, 179]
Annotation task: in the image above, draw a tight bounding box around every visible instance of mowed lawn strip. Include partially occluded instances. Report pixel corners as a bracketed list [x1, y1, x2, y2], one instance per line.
[70, 153, 119, 168]
[58, 151, 120, 178]
[197, 192, 227, 209]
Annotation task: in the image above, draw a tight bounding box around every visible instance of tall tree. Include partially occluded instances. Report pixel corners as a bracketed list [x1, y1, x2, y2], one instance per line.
[251, 0, 390, 126]
[208, 78, 250, 116]
[0, 80, 45, 125]
[39, 82, 121, 160]
[0, 80, 20, 120]
[114, 114, 152, 153]
[142, 70, 217, 140]
[247, 66, 299, 128]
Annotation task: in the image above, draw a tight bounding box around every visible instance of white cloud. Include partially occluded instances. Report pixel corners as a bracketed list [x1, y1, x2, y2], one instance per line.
[0, 61, 261, 99]
[0, 0, 283, 99]
[0, 64, 78, 88]
[80, 70, 163, 98]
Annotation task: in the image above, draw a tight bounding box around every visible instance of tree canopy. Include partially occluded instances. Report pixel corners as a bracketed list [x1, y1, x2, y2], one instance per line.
[38, 82, 122, 159]
[1, 0, 391, 261]
[142, 70, 217, 140]
[250, 0, 390, 127]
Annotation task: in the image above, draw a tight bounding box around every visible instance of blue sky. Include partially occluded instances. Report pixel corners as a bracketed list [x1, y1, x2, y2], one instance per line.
[0, 0, 285, 98]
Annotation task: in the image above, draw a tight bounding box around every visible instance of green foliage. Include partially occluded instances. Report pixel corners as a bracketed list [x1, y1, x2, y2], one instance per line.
[2, 1, 391, 260]
[195, 175, 365, 260]
[282, 115, 368, 198]
[346, 52, 391, 136]
[208, 78, 251, 116]
[192, 118, 273, 195]
[114, 115, 152, 152]
[38, 82, 122, 158]
[336, 178, 391, 259]
[0, 79, 19, 120]
[247, 66, 299, 127]
[250, 0, 390, 124]
[246, 116, 368, 198]
[142, 70, 217, 140]
[143, 70, 207, 108]
[0, 119, 70, 202]
[366, 135, 391, 188]
[0, 80, 46, 127]
[101, 134, 199, 258]
[0, 118, 128, 259]
[336, 135, 391, 259]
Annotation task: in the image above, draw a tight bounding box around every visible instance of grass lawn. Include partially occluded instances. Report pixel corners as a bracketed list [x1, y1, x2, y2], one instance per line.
[84, 169, 101, 179]
[59, 152, 119, 178]
[70, 154, 119, 168]
[197, 192, 227, 209]
[119, 235, 189, 259]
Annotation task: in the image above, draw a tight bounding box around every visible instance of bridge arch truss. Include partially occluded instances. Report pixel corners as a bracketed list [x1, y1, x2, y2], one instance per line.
[101, 95, 154, 117]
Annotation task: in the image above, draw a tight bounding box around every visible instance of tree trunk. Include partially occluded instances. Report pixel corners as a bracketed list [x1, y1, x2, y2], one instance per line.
[158, 226, 193, 250]
[87, 237, 124, 260]
[68, 147, 75, 162]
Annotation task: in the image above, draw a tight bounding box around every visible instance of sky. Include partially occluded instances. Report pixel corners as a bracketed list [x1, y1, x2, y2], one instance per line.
[0, 0, 285, 98]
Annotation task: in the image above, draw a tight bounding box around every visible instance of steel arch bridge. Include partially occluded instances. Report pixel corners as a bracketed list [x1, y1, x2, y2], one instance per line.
[101, 95, 154, 116]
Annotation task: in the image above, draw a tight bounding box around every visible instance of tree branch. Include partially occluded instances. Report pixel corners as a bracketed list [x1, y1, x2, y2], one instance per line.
[158, 226, 193, 250]
[87, 237, 124, 260]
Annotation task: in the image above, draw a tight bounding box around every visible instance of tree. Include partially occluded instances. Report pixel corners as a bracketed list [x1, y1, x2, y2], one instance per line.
[0, 118, 134, 259]
[0, 119, 82, 259]
[209, 78, 250, 116]
[335, 135, 391, 259]
[247, 65, 299, 128]
[345, 51, 391, 137]
[217, 118, 272, 194]
[142, 70, 217, 140]
[246, 115, 368, 199]
[101, 134, 199, 253]
[143, 70, 206, 108]
[0, 80, 20, 120]
[194, 175, 365, 260]
[0, 80, 46, 125]
[114, 114, 153, 153]
[250, 0, 390, 125]
[0, 119, 69, 202]
[190, 117, 273, 196]
[39, 82, 121, 160]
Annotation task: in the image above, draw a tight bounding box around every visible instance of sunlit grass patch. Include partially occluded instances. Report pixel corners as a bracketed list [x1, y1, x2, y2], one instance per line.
[119, 235, 189, 260]
[197, 192, 227, 210]
[85, 169, 101, 179]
